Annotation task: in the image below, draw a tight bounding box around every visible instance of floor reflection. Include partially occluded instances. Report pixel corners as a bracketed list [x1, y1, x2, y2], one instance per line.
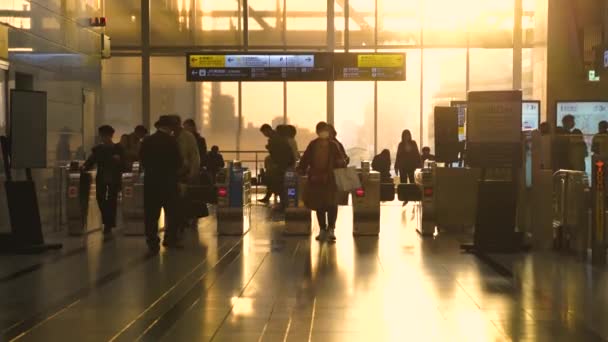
[3, 201, 608, 341]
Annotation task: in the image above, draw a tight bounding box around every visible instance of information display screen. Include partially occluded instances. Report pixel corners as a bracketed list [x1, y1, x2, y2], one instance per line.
[333, 53, 406, 81]
[522, 101, 540, 131]
[186, 53, 333, 82]
[556, 101, 608, 176]
[450, 101, 467, 141]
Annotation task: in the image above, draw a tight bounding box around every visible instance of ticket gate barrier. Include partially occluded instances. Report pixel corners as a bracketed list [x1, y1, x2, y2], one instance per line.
[215, 161, 252, 235]
[284, 170, 311, 235]
[66, 162, 102, 235]
[552, 170, 588, 255]
[413, 168, 434, 236]
[352, 161, 381, 236]
[121, 162, 165, 236]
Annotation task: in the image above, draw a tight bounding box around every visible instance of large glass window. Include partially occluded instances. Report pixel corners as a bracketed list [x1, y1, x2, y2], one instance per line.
[101, 57, 142, 138]
[150, 57, 195, 127]
[198, 82, 239, 152]
[197, 0, 242, 46]
[378, 49, 421, 166]
[151, 0, 195, 46]
[248, 0, 284, 46]
[105, 0, 141, 46]
[287, 82, 326, 150]
[469, 48, 513, 91]
[241, 82, 284, 151]
[347, 0, 375, 48]
[334, 82, 374, 166]
[377, 0, 421, 46]
[286, 0, 326, 46]
[422, 49, 466, 150]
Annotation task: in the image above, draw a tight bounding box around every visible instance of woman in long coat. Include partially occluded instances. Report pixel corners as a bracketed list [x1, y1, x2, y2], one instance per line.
[298, 122, 347, 242]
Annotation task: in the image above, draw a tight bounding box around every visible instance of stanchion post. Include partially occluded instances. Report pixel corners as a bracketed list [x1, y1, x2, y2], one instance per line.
[592, 159, 606, 265]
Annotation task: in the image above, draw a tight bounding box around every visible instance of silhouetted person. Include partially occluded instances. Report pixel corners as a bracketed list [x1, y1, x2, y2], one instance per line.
[120, 125, 147, 169]
[298, 122, 347, 242]
[592, 120, 608, 155]
[372, 149, 392, 182]
[539, 121, 551, 136]
[140, 115, 182, 253]
[555, 115, 587, 171]
[82, 125, 125, 236]
[395, 129, 421, 184]
[183, 119, 208, 169]
[286, 125, 300, 165]
[260, 123, 294, 211]
[170, 115, 200, 232]
[207, 145, 225, 184]
[327, 124, 350, 206]
[421, 146, 435, 163]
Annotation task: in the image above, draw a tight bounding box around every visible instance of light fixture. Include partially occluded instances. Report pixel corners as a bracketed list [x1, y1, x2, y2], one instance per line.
[8, 47, 33, 52]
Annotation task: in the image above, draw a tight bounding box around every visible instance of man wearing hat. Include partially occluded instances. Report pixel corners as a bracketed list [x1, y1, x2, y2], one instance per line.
[140, 115, 182, 253]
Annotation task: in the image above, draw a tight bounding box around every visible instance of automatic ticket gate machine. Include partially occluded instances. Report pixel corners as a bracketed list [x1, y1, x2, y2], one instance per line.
[215, 161, 252, 235]
[352, 161, 381, 236]
[121, 163, 144, 235]
[66, 161, 102, 235]
[121, 162, 165, 235]
[284, 169, 311, 235]
[415, 161, 436, 236]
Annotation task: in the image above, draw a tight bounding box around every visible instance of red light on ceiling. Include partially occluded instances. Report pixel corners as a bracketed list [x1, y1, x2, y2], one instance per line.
[217, 187, 228, 197]
[355, 188, 365, 197]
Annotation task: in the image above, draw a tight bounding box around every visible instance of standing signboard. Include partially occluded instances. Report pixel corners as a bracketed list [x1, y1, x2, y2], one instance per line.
[466, 91, 523, 168]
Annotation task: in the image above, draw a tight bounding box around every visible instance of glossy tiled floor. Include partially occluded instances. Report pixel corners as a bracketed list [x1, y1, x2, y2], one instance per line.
[1, 202, 607, 341]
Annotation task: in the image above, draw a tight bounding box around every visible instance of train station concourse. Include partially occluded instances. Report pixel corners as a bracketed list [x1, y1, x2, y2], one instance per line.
[3, 0, 608, 341]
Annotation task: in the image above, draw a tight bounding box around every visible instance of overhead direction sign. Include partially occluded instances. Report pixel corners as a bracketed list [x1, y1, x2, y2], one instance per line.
[186, 52, 406, 82]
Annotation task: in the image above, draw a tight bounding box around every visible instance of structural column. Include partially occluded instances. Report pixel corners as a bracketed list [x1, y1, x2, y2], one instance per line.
[326, 0, 335, 125]
[141, 0, 151, 129]
[513, 0, 523, 90]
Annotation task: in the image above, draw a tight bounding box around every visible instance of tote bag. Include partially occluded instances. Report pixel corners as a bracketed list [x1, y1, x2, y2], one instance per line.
[333, 166, 361, 192]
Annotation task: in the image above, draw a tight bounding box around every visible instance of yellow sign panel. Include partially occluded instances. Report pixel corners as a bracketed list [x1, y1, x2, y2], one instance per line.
[189, 55, 225, 68]
[0, 25, 7, 60]
[357, 54, 404, 68]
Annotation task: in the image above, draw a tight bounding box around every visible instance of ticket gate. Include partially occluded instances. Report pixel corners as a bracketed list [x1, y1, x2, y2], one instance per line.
[352, 161, 381, 236]
[66, 162, 102, 236]
[215, 161, 252, 235]
[414, 167, 435, 236]
[284, 170, 311, 235]
[121, 162, 165, 235]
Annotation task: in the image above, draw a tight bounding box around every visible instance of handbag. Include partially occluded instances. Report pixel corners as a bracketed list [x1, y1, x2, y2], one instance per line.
[333, 166, 361, 192]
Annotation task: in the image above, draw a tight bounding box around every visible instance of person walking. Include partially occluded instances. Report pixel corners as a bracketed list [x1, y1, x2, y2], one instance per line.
[260, 124, 294, 211]
[207, 145, 225, 184]
[327, 124, 350, 206]
[286, 125, 300, 165]
[170, 115, 201, 231]
[120, 125, 147, 170]
[372, 149, 392, 182]
[298, 122, 347, 243]
[82, 125, 125, 236]
[395, 129, 421, 184]
[183, 119, 208, 169]
[140, 116, 182, 253]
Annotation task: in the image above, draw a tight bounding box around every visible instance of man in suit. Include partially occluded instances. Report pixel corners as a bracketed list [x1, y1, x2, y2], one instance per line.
[140, 115, 182, 253]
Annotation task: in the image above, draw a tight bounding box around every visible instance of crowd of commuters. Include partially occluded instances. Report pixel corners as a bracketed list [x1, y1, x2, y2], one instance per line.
[84, 115, 224, 254]
[85, 117, 443, 249]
